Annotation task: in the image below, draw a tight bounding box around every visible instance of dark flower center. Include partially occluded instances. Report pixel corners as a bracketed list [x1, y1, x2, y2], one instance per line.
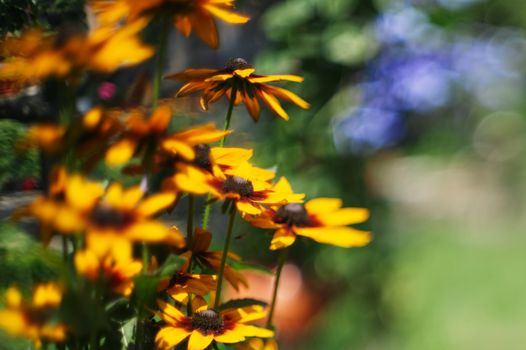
[191, 309, 224, 334]
[25, 307, 55, 326]
[192, 144, 212, 171]
[222, 176, 254, 197]
[89, 205, 135, 229]
[274, 203, 310, 227]
[225, 58, 253, 71]
[168, 1, 194, 13]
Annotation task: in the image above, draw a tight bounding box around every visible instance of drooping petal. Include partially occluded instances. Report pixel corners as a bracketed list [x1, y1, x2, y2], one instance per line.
[191, 11, 219, 49]
[176, 81, 209, 97]
[257, 89, 289, 120]
[203, 4, 250, 24]
[174, 16, 192, 37]
[270, 229, 296, 250]
[188, 330, 214, 350]
[243, 91, 261, 122]
[262, 85, 310, 109]
[295, 227, 372, 248]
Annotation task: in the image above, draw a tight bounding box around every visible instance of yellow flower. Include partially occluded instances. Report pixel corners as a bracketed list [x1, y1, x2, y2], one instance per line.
[249, 178, 372, 250]
[20, 170, 177, 261]
[105, 104, 173, 166]
[92, 0, 249, 49]
[155, 297, 273, 350]
[158, 272, 217, 302]
[0, 283, 66, 348]
[0, 19, 153, 81]
[237, 338, 278, 350]
[181, 229, 248, 291]
[165, 58, 310, 121]
[173, 162, 303, 216]
[74, 249, 143, 296]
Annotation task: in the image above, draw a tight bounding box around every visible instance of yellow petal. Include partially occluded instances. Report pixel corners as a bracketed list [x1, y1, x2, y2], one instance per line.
[165, 68, 217, 81]
[295, 227, 372, 248]
[317, 208, 369, 226]
[248, 75, 304, 83]
[149, 105, 172, 132]
[188, 330, 214, 350]
[162, 138, 196, 160]
[156, 327, 191, 350]
[126, 221, 169, 242]
[234, 324, 274, 338]
[236, 200, 262, 215]
[203, 4, 250, 24]
[257, 89, 289, 120]
[137, 192, 175, 216]
[234, 68, 255, 78]
[157, 300, 185, 322]
[262, 85, 310, 109]
[106, 138, 137, 166]
[83, 107, 103, 129]
[304, 198, 342, 214]
[5, 287, 22, 308]
[65, 175, 103, 211]
[270, 229, 296, 250]
[214, 329, 246, 343]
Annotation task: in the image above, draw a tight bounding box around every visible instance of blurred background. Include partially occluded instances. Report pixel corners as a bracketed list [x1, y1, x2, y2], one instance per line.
[1, 0, 526, 349]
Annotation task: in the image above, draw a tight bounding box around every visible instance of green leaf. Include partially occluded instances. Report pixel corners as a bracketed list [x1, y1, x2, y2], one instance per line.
[133, 275, 161, 310]
[217, 298, 268, 311]
[106, 298, 135, 322]
[156, 254, 186, 277]
[228, 258, 273, 275]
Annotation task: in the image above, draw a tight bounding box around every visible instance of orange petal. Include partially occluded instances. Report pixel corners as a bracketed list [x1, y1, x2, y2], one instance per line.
[257, 89, 289, 120]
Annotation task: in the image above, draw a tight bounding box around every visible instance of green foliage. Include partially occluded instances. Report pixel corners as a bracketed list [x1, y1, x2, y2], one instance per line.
[0, 121, 39, 190]
[217, 298, 268, 311]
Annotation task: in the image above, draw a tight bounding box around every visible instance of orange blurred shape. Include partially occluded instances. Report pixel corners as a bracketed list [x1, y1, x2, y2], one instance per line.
[225, 264, 319, 340]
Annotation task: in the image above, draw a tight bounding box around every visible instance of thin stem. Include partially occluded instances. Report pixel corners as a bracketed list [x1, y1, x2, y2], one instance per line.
[266, 248, 288, 329]
[219, 86, 237, 147]
[201, 87, 238, 229]
[62, 236, 68, 261]
[213, 207, 236, 309]
[152, 14, 171, 108]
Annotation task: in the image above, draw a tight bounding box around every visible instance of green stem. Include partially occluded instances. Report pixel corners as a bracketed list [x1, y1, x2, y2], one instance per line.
[213, 207, 236, 309]
[219, 86, 237, 148]
[152, 14, 170, 108]
[201, 87, 238, 229]
[62, 236, 68, 261]
[266, 248, 288, 329]
[186, 195, 195, 315]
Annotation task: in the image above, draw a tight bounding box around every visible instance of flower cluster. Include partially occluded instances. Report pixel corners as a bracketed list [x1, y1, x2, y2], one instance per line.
[0, 1, 371, 349]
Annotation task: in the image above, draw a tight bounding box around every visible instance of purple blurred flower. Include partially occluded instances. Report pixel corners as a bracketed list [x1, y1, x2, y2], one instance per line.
[98, 82, 117, 100]
[333, 107, 406, 154]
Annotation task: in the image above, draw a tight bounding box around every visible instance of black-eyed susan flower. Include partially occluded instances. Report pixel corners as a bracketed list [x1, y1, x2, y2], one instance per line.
[180, 229, 248, 291]
[237, 338, 278, 350]
[155, 296, 273, 350]
[20, 170, 177, 261]
[158, 272, 217, 302]
[92, 0, 249, 49]
[105, 104, 173, 167]
[248, 178, 371, 250]
[172, 162, 303, 216]
[0, 283, 66, 348]
[0, 19, 153, 81]
[74, 249, 143, 296]
[165, 58, 310, 121]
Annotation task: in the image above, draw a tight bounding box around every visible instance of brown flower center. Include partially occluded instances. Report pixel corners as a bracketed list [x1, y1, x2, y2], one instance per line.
[89, 205, 135, 229]
[274, 203, 310, 227]
[191, 309, 224, 334]
[225, 58, 253, 71]
[192, 144, 212, 171]
[222, 176, 254, 198]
